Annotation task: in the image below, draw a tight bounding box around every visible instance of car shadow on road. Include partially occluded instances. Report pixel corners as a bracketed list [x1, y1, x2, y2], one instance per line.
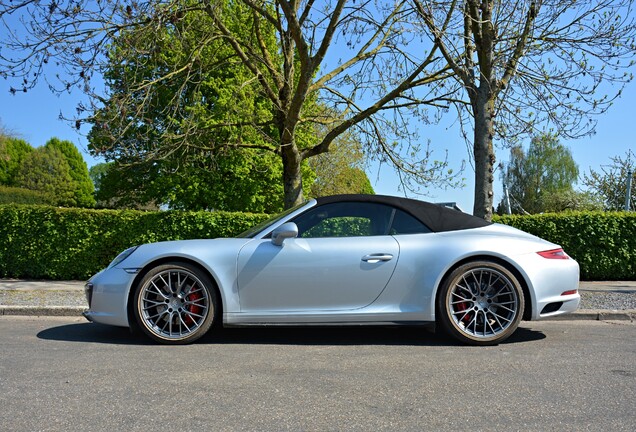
[37, 322, 546, 346]
[37, 322, 153, 345]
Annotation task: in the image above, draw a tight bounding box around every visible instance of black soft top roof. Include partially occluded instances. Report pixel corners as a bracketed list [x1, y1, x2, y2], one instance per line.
[314, 194, 491, 233]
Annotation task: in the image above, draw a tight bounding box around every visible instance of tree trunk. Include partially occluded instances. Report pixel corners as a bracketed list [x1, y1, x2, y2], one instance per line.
[281, 143, 304, 209]
[472, 88, 496, 221]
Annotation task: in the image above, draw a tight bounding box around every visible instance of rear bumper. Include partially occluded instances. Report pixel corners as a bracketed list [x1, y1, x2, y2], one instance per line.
[513, 252, 581, 320]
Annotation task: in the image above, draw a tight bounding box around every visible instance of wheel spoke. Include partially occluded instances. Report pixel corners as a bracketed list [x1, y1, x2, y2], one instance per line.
[491, 281, 510, 298]
[494, 304, 515, 314]
[489, 309, 513, 323]
[484, 311, 496, 335]
[453, 309, 472, 322]
[184, 310, 205, 320]
[180, 318, 191, 334]
[149, 281, 169, 299]
[492, 300, 515, 306]
[146, 309, 168, 320]
[451, 291, 472, 302]
[185, 296, 207, 305]
[142, 298, 165, 308]
[487, 309, 504, 329]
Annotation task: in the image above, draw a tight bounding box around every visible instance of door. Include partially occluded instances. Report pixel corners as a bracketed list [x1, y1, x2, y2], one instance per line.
[237, 236, 399, 312]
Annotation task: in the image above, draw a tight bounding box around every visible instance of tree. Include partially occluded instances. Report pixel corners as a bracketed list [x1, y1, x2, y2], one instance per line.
[309, 131, 375, 197]
[0, 134, 33, 186]
[14, 146, 76, 206]
[88, 162, 110, 198]
[583, 150, 636, 211]
[87, 5, 308, 212]
[414, 0, 636, 220]
[1, 0, 458, 210]
[500, 133, 579, 214]
[89, 162, 161, 210]
[45, 138, 95, 207]
[0, 185, 51, 205]
[89, 150, 314, 212]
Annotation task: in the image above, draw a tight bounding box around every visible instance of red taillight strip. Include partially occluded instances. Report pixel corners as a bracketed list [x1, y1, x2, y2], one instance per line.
[561, 289, 578, 296]
[537, 248, 569, 259]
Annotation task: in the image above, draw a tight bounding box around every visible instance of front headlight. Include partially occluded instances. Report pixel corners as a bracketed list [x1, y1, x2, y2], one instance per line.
[108, 246, 139, 269]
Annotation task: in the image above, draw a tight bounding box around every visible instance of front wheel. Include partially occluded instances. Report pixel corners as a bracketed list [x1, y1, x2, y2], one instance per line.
[437, 261, 524, 346]
[133, 263, 218, 344]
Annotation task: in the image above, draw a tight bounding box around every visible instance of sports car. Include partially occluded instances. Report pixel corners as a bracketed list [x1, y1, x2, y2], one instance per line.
[83, 194, 580, 345]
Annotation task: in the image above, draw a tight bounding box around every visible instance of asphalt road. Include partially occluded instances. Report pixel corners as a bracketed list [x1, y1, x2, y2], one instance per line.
[1, 317, 634, 431]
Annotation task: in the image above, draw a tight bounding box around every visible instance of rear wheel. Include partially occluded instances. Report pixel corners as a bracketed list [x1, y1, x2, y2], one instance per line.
[133, 263, 217, 344]
[437, 261, 524, 346]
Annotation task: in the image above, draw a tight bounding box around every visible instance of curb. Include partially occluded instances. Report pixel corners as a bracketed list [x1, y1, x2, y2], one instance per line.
[546, 309, 636, 322]
[0, 306, 87, 317]
[1, 306, 634, 322]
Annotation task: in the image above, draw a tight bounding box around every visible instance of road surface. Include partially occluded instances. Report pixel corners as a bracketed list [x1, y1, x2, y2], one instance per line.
[0, 317, 634, 431]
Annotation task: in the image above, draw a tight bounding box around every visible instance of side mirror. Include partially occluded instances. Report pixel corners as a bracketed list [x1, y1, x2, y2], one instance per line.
[271, 222, 298, 246]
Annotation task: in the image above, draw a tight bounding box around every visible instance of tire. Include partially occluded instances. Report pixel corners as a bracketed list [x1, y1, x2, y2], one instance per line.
[133, 262, 218, 344]
[437, 261, 524, 346]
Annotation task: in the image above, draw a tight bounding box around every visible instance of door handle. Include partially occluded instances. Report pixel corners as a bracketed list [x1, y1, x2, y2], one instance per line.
[361, 253, 394, 263]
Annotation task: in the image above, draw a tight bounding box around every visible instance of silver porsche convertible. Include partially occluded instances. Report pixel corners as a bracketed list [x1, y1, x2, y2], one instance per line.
[84, 194, 580, 345]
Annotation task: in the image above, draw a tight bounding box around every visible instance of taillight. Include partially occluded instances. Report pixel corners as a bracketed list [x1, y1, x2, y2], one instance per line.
[537, 248, 569, 259]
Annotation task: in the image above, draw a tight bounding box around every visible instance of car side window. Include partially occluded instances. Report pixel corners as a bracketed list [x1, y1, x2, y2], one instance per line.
[389, 209, 432, 235]
[293, 202, 394, 238]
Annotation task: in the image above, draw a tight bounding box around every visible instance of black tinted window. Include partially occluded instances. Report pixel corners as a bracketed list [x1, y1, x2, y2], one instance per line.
[389, 209, 432, 235]
[294, 202, 394, 238]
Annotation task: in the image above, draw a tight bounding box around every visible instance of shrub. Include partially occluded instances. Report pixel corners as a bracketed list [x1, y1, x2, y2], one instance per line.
[0, 186, 52, 205]
[0, 205, 269, 280]
[495, 212, 636, 280]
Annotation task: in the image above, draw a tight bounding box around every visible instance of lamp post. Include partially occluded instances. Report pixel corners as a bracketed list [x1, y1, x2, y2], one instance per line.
[503, 182, 512, 215]
[626, 169, 633, 211]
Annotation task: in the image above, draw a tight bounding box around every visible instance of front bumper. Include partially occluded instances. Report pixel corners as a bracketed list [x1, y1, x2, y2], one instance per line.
[82, 268, 137, 327]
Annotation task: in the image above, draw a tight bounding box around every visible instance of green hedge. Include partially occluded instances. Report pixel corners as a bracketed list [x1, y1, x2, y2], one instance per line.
[1, 205, 634, 280]
[495, 212, 636, 280]
[0, 205, 269, 280]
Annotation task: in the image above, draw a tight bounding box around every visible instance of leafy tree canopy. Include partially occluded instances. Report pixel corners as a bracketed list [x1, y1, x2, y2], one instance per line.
[0, 134, 33, 186]
[0, 185, 51, 205]
[87, 2, 371, 211]
[90, 150, 314, 213]
[45, 138, 95, 207]
[309, 131, 375, 197]
[1, 132, 95, 207]
[500, 133, 579, 214]
[15, 146, 76, 206]
[583, 150, 636, 211]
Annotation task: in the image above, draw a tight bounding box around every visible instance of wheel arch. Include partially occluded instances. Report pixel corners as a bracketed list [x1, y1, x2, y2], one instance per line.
[126, 256, 225, 330]
[434, 254, 533, 321]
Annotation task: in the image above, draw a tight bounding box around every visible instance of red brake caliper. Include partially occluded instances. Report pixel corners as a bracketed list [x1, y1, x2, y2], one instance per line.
[185, 287, 202, 326]
[455, 300, 472, 325]
[455, 285, 473, 325]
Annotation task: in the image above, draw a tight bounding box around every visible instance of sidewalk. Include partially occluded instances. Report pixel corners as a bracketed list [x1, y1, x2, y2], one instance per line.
[0, 279, 635, 321]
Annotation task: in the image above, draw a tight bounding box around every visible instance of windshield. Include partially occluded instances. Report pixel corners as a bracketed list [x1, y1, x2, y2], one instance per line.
[237, 202, 308, 238]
